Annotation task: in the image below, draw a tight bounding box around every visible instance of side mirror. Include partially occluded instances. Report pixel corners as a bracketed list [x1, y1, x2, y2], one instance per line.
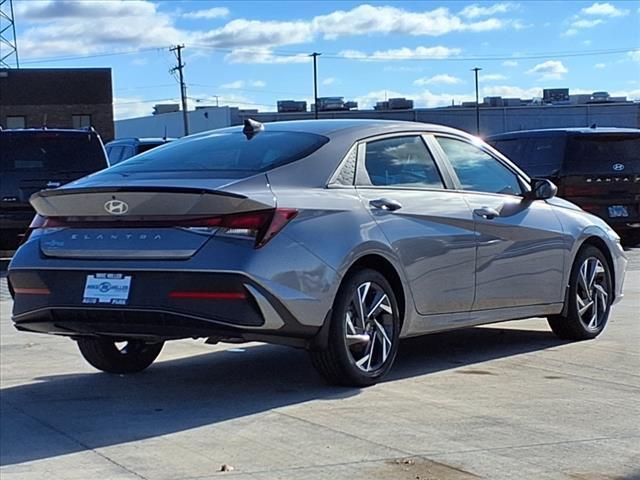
[527, 178, 557, 200]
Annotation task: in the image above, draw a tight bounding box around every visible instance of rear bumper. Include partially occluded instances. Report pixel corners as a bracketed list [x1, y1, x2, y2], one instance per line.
[8, 269, 319, 343]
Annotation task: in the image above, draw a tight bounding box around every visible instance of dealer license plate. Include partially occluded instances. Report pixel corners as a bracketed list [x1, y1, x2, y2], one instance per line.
[83, 273, 132, 305]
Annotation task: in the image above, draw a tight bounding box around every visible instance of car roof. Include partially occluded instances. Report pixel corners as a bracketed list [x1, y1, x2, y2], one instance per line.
[487, 127, 640, 140]
[107, 137, 175, 146]
[192, 118, 472, 141]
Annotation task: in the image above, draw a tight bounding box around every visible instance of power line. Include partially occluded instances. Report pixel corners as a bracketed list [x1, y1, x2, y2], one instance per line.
[18, 46, 170, 65]
[17, 44, 638, 66]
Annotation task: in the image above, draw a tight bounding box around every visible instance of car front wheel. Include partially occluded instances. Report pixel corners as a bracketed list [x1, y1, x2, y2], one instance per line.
[548, 245, 613, 340]
[310, 269, 400, 387]
[77, 338, 164, 374]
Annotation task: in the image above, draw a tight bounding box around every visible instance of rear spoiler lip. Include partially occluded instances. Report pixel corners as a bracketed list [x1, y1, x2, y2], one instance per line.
[32, 185, 245, 201]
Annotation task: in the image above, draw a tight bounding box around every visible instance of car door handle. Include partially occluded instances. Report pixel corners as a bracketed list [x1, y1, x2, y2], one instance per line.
[473, 207, 500, 220]
[369, 198, 402, 211]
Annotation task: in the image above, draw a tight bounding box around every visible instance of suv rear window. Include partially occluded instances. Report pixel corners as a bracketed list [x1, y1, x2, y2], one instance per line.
[109, 131, 329, 177]
[0, 132, 107, 174]
[566, 134, 640, 174]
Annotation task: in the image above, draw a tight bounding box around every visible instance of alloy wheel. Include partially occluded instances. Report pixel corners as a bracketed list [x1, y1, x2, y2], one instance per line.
[576, 257, 609, 331]
[344, 281, 395, 373]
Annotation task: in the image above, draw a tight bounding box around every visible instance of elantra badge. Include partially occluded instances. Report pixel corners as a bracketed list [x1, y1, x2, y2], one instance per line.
[612, 163, 625, 171]
[104, 199, 129, 215]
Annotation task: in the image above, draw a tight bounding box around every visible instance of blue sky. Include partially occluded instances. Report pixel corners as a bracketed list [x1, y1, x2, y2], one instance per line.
[11, 0, 640, 119]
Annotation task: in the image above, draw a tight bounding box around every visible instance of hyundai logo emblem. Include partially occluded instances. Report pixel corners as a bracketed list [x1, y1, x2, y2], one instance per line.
[104, 199, 129, 215]
[612, 163, 625, 171]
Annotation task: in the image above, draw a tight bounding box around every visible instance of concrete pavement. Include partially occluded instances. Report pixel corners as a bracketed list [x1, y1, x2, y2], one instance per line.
[1, 250, 639, 480]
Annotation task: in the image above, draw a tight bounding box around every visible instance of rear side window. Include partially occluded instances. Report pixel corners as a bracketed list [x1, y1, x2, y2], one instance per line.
[566, 134, 640, 174]
[362, 136, 444, 189]
[436, 136, 523, 196]
[0, 133, 107, 174]
[528, 136, 565, 177]
[490, 138, 529, 168]
[109, 131, 329, 178]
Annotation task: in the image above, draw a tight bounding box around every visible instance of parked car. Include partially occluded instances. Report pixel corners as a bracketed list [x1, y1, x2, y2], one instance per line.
[105, 137, 175, 165]
[8, 120, 627, 386]
[487, 128, 640, 243]
[0, 128, 109, 250]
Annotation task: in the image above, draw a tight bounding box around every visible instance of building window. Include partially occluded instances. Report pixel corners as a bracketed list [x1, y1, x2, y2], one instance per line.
[6, 116, 26, 129]
[72, 114, 91, 129]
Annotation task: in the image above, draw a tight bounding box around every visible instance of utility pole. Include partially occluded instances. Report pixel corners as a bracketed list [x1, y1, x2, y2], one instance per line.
[0, 0, 19, 68]
[310, 52, 321, 119]
[170, 45, 189, 136]
[471, 67, 482, 136]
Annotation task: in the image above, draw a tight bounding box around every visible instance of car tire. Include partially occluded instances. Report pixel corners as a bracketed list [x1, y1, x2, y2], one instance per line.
[548, 245, 613, 340]
[77, 338, 164, 374]
[310, 269, 401, 387]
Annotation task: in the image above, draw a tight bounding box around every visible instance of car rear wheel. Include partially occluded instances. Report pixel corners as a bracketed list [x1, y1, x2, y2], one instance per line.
[77, 338, 164, 374]
[548, 245, 612, 340]
[310, 269, 400, 387]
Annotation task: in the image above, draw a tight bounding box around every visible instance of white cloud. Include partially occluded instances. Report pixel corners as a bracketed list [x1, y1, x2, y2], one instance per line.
[582, 39, 592, 45]
[312, 4, 508, 39]
[16, 1, 521, 63]
[413, 74, 463, 86]
[571, 18, 604, 28]
[502, 60, 518, 67]
[196, 19, 313, 49]
[482, 85, 542, 98]
[223, 48, 311, 64]
[628, 50, 640, 62]
[16, 0, 188, 59]
[481, 74, 508, 81]
[460, 2, 518, 18]
[526, 60, 568, 80]
[594, 63, 606, 69]
[322, 77, 336, 86]
[339, 46, 461, 61]
[114, 96, 176, 120]
[354, 88, 474, 109]
[183, 7, 229, 19]
[563, 29, 579, 36]
[220, 80, 244, 89]
[251, 80, 266, 88]
[581, 2, 629, 17]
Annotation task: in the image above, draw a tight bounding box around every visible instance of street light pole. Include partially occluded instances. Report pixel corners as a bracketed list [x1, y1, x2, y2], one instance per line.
[471, 67, 482, 136]
[310, 52, 321, 119]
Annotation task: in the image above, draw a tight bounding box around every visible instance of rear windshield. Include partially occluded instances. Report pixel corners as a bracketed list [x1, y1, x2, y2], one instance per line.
[108, 131, 329, 178]
[0, 132, 107, 174]
[566, 134, 640, 174]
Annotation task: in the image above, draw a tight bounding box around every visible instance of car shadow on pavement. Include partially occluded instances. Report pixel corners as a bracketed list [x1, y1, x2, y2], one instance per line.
[1, 325, 568, 466]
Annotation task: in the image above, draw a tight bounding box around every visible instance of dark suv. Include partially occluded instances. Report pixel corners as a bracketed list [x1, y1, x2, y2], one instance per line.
[105, 137, 174, 166]
[487, 127, 640, 242]
[0, 128, 109, 249]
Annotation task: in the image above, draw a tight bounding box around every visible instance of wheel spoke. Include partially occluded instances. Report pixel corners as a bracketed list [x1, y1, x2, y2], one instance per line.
[587, 258, 598, 290]
[345, 311, 357, 335]
[356, 283, 370, 330]
[578, 263, 591, 299]
[374, 320, 392, 363]
[365, 331, 377, 371]
[577, 296, 593, 317]
[366, 292, 391, 319]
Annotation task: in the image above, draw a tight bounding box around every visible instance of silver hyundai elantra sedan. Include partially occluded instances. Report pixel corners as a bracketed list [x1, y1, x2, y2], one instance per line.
[7, 119, 627, 386]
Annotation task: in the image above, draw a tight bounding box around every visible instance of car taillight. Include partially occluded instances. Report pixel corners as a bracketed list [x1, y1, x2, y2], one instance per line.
[26, 209, 298, 249]
[215, 208, 298, 248]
